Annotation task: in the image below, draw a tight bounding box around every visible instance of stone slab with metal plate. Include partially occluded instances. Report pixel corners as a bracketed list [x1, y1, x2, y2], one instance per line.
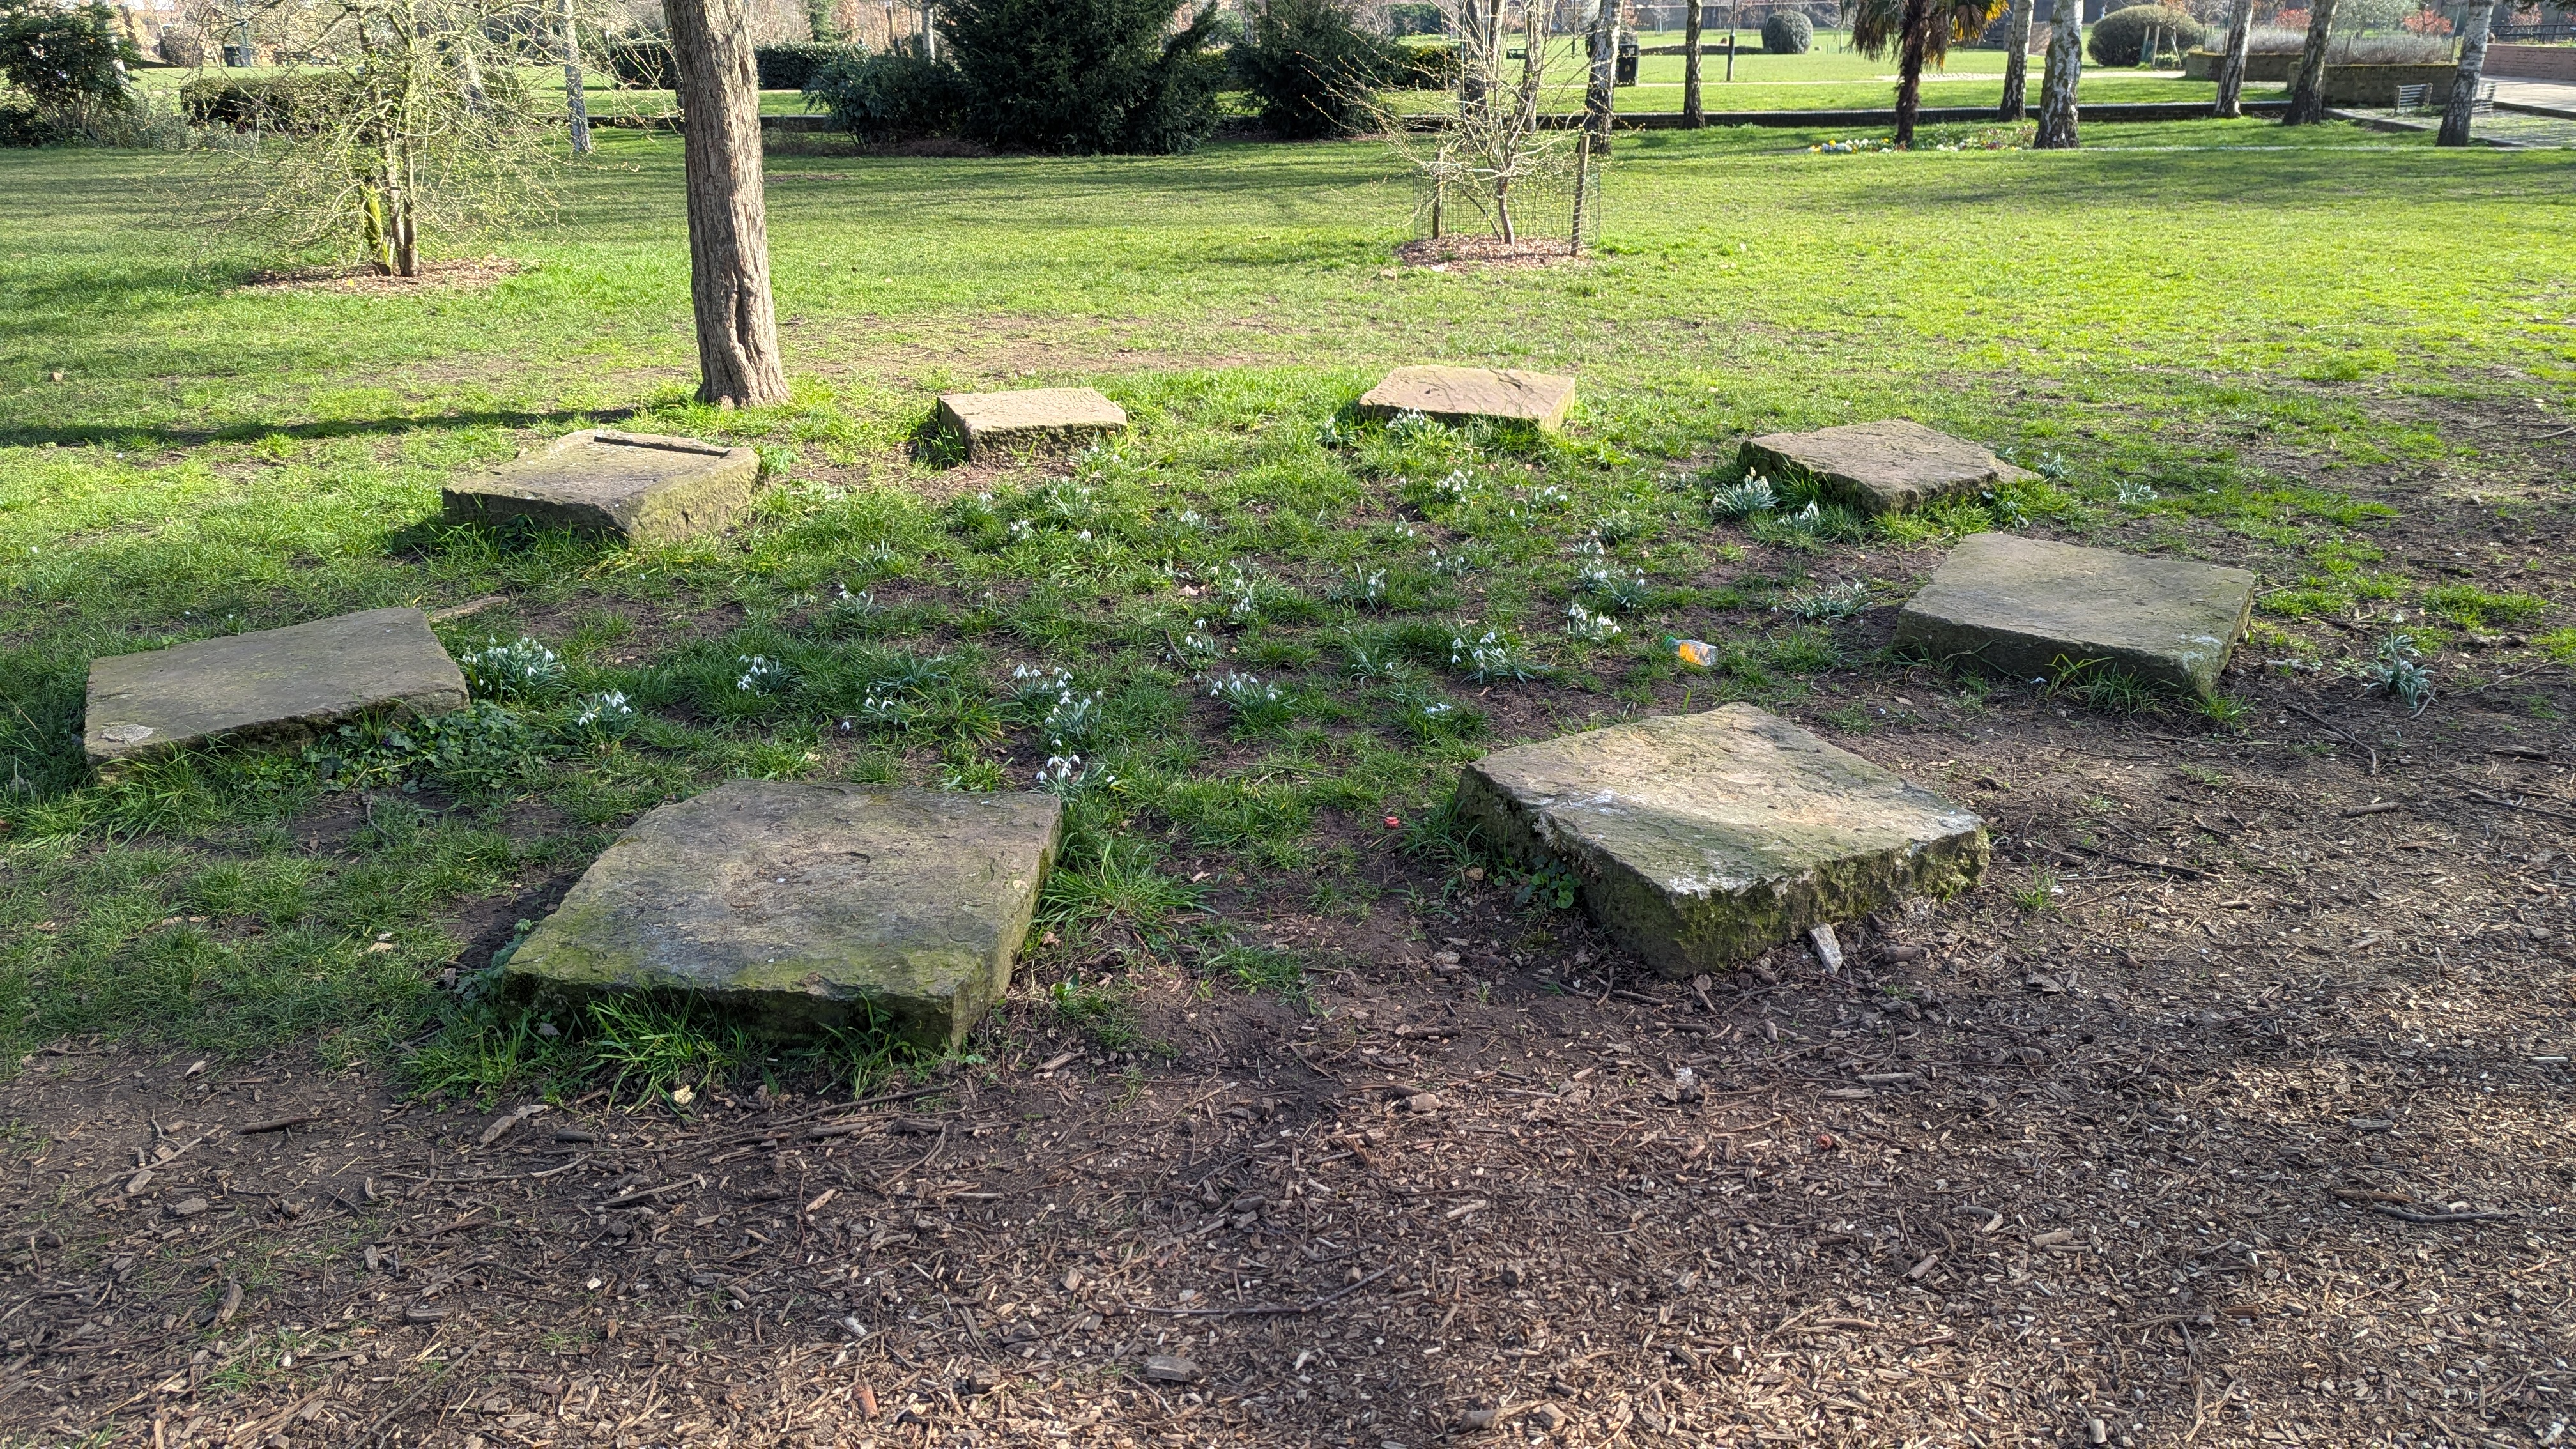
[83, 607, 469, 778]
[441, 429, 761, 544]
[1358, 365, 1577, 432]
[1455, 704, 1986, 975]
[1894, 532, 2257, 698]
[1736, 419, 2034, 516]
[937, 387, 1128, 459]
[502, 781, 1063, 1047]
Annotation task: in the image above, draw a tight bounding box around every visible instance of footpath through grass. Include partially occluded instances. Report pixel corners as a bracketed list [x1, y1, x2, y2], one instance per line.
[0, 121, 2570, 1093]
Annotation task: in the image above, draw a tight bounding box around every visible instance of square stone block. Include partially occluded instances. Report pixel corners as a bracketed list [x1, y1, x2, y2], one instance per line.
[442, 429, 760, 544]
[1895, 533, 2257, 698]
[1456, 705, 1986, 975]
[937, 388, 1128, 459]
[1358, 365, 1576, 432]
[1737, 419, 2034, 516]
[504, 783, 1063, 1047]
[84, 607, 468, 777]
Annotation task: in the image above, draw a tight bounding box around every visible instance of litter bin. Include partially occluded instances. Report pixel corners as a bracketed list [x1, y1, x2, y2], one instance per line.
[1616, 30, 1639, 85]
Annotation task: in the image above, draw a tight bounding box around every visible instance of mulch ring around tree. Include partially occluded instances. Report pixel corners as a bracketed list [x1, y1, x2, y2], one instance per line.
[237, 257, 526, 295]
[1393, 234, 1589, 271]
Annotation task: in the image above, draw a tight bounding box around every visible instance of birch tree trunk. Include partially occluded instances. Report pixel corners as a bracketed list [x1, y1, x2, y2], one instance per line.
[2212, 0, 2252, 116]
[2283, 0, 2339, 124]
[562, 0, 592, 153]
[1583, 0, 1616, 153]
[1998, 0, 2033, 120]
[1683, 0, 1702, 127]
[668, 0, 790, 408]
[2437, 0, 2493, 145]
[2034, 0, 2083, 146]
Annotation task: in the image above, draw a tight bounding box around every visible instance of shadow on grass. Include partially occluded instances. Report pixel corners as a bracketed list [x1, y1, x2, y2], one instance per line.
[0, 404, 641, 453]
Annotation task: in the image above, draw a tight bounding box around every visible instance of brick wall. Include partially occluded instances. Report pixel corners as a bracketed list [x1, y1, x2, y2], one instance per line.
[2487, 43, 2576, 80]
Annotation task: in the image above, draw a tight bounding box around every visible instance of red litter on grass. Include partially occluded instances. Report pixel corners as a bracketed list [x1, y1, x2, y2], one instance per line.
[1383, 815, 1403, 829]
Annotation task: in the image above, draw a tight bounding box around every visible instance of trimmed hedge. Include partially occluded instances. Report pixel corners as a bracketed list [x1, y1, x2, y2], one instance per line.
[178, 73, 350, 130]
[1761, 10, 1813, 53]
[2089, 4, 2203, 65]
[1388, 39, 1459, 88]
[604, 39, 861, 91]
[801, 50, 968, 137]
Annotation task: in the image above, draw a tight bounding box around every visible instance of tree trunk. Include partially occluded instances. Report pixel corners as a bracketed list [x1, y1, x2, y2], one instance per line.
[1998, 0, 2032, 120]
[1892, 0, 1931, 147]
[918, 0, 933, 60]
[562, 0, 592, 154]
[668, 0, 790, 408]
[392, 141, 420, 277]
[1460, 0, 1486, 112]
[1683, 0, 1702, 126]
[1583, 0, 1616, 153]
[2283, 0, 2339, 123]
[2212, 0, 2253, 116]
[2034, 0, 2083, 146]
[2437, 0, 2494, 145]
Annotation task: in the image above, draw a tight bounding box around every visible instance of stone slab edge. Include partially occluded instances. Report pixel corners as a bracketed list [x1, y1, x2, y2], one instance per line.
[1893, 558, 2257, 699]
[84, 608, 469, 778]
[1356, 367, 1577, 433]
[441, 429, 761, 544]
[1453, 740, 1988, 976]
[936, 391, 1128, 460]
[1734, 427, 2036, 518]
[503, 790, 1064, 1047]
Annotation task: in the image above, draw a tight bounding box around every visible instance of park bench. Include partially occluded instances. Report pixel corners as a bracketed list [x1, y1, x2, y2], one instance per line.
[2395, 80, 2496, 117]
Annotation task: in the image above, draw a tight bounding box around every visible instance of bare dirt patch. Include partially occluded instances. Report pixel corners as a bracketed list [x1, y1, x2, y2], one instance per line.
[1395, 235, 1590, 272]
[238, 259, 527, 297]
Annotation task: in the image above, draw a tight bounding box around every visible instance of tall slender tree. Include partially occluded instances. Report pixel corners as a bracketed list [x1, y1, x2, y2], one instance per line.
[666, 0, 789, 407]
[2034, 0, 2082, 146]
[1997, 0, 2032, 119]
[1583, 0, 1616, 150]
[2211, 0, 2252, 116]
[559, 0, 592, 153]
[1683, 0, 1703, 126]
[2282, 0, 2340, 123]
[2437, 0, 2494, 144]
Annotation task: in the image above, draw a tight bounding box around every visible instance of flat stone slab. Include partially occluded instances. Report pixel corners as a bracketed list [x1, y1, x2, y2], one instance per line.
[1895, 532, 2257, 698]
[1736, 419, 2034, 516]
[443, 429, 760, 544]
[1358, 365, 1575, 432]
[503, 782, 1062, 1047]
[84, 607, 468, 776]
[937, 388, 1128, 459]
[1456, 704, 1987, 975]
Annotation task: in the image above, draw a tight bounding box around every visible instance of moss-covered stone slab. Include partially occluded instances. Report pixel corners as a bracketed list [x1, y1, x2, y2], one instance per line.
[1894, 532, 2257, 698]
[442, 429, 760, 544]
[1358, 365, 1575, 432]
[1736, 420, 2034, 516]
[84, 607, 468, 777]
[937, 388, 1128, 459]
[503, 782, 1062, 1046]
[1455, 705, 1986, 975]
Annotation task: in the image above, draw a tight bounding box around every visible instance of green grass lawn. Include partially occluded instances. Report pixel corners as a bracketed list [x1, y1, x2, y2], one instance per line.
[2, 120, 2569, 1091]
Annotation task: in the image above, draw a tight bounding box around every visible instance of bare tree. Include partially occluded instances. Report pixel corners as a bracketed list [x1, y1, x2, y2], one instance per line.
[560, 0, 594, 153]
[2282, 0, 2340, 123]
[1997, 0, 2032, 119]
[2436, 0, 2493, 144]
[2034, 0, 2081, 146]
[666, 0, 790, 407]
[218, 0, 567, 276]
[2211, 0, 2252, 116]
[1683, 0, 1703, 125]
[1378, 0, 1586, 250]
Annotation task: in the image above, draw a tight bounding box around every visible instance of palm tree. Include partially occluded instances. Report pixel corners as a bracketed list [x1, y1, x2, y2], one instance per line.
[1852, 0, 2009, 148]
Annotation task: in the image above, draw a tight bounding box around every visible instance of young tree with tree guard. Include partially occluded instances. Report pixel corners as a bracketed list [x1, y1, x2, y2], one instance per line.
[1851, 0, 2007, 148]
[2034, 0, 2083, 145]
[667, 0, 790, 406]
[2437, 0, 2494, 144]
[2283, 0, 2340, 122]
